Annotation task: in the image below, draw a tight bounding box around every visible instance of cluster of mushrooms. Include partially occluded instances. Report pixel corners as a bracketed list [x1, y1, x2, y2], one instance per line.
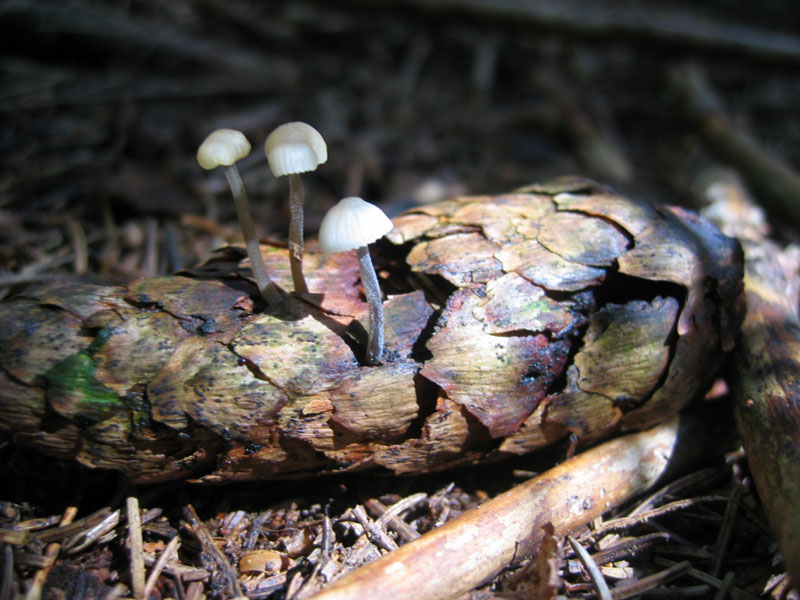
[196, 123, 394, 365]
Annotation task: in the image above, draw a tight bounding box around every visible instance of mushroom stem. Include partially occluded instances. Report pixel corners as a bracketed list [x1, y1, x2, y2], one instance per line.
[288, 173, 309, 293]
[356, 245, 384, 365]
[223, 165, 283, 307]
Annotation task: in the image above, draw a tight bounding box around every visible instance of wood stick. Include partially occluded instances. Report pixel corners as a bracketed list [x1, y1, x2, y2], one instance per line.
[611, 560, 691, 600]
[1, 545, 13, 600]
[654, 557, 759, 600]
[675, 65, 800, 228]
[183, 504, 245, 598]
[127, 497, 146, 600]
[142, 535, 181, 600]
[372, 494, 426, 542]
[308, 412, 717, 600]
[698, 170, 800, 586]
[567, 536, 612, 600]
[24, 506, 78, 600]
[359, 0, 800, 63]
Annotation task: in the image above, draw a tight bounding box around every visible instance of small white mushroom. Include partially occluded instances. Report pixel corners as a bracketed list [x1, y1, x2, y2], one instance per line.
[318, 197, 393, 365]
[197, 128, 282, 307]
[264, 122, 327, 294]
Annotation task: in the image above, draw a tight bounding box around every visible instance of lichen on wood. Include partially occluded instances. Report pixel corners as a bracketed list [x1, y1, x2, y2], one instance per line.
[0, 178, 744, 482]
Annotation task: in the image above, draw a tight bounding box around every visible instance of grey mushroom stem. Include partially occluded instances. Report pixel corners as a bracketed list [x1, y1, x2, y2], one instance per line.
[356, 245, 385, 365]
[223, 165, 283, 307]
[288, 173, 309, 293]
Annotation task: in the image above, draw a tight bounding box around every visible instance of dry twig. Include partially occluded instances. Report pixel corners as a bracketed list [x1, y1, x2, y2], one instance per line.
[364, 495, 424, 543]
[699, 171, 800, 585]
[567, 535, 612, 600]
[364, 0, 800, 61]
[142, 535, 181, 600]
[654, 557, 759, 600]
[127, 497, 146, 600]
[308, 413, 717, 600]
[611, 560, 690, 600]
[24, 505, 78, 600]
[589, 496, 728, 538]
[183, 504, 245, 598]
[676, 65, 800, 228]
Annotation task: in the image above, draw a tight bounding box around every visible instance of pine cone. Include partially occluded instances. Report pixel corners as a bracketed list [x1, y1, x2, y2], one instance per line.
[0, 178, 744, 482]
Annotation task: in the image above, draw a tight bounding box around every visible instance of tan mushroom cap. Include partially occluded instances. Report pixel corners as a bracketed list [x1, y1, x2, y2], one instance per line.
[196, 128, 252, 170]
[318, 197, 394, 253]
[264, 121, 328, 177]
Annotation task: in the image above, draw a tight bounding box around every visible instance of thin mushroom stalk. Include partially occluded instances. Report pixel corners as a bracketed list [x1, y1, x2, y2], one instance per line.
[288, 172, 307, 293]
[196, 128, 283, 307]
[356, 245, 385, 364]
[318, 196, 394, 365]
[265, 122, 328, 294]
[222, 166, 283, 306]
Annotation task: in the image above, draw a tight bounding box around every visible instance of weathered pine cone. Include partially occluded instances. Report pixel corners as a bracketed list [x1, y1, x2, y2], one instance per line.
[0, 178, 744, 482]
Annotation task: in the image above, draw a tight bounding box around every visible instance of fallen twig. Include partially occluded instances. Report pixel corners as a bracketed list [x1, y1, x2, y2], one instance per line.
[64, 508, 120, 554]
[141, 553, 209, 582]
[348, 505, 398, 553]
[627, 468, 719, 518]
[713, 571, 736, 600]
[308, 412, 719, 600]
[699, 169, 800, 586]
[127, 497, 146, 600]
[24, 506, 78, 600]
[568, 535, 612, 600]
[183, 504, 245, 598]
[654, 557, 759, 600]
[710, 488, 741, 577]
[532, 68, 632, 185]
[589, 496, 728, 537]
[364, 494, 425, 543]
[676, 65, 800, 228]
[142, 535, 181, 600]
[1, 545, 14, 600]
[363, 0, 800, 62]
[589, 532, 671, 566]
[611, 560, 690, 600]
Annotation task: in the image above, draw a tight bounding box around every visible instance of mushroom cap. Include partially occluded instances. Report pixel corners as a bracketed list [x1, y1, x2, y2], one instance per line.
[264, 122, 328, 177]
[318, 197, 394, 253]
[196, 129, 252, 170]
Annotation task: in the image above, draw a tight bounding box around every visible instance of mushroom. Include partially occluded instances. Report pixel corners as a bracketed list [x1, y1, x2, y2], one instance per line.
[197, 129, 283, 306]
[318, 196, 393, 365]
[264, 122, 328, 294]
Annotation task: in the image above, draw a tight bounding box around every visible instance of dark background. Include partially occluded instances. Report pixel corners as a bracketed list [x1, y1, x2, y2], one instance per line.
[2, 0, 799, 290]
[1, 1, 799, 598]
